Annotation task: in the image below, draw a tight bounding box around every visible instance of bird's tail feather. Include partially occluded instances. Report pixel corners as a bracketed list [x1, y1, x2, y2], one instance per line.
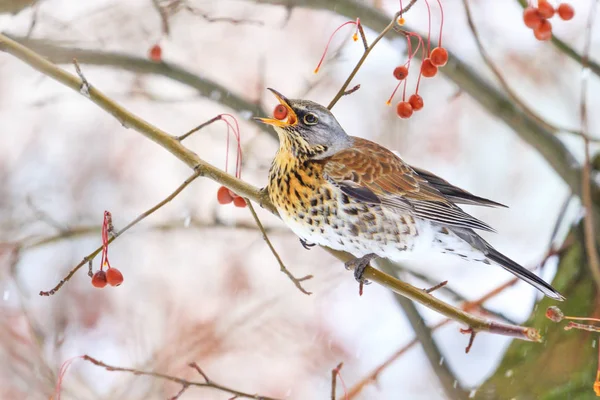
[486, 247, 565, 301]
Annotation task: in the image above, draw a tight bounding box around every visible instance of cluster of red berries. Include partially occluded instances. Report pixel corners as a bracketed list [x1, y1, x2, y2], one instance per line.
[390, 0, 448, 119]
[523, 1, 574, 41]
[217, 186, 247, 207]
[91, 211, 124, 288]
[92, 268, 124, 288]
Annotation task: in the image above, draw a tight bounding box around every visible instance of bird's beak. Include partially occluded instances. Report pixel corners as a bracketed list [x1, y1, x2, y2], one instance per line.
[253, 88, 298, 127]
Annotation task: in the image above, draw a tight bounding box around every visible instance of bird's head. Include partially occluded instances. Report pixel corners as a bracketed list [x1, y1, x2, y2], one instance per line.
[254, 88, 352, 159]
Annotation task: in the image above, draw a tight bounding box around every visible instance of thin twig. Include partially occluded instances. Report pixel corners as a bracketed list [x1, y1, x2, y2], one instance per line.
[462, 0, 600, 142]
[177, 115, 222, 141]
[245, 199, 313, 295]
[331, 362, 344, 400]
[356, 19, 368, 51]
[425, 280, 448, 293]
[342, 84, 360, 97]
[39, 171, 202, 295]
[82, 355, 279, 400]
[327, 11, 398, 109]
[579, 0, 600, 290]
[460, 328, 477, 353]
[327, 0, 418, 109]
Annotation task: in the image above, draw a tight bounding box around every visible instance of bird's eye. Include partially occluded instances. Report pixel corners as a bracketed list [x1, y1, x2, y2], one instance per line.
[273, 104, 288, 120]
[303, 113, 318, 125]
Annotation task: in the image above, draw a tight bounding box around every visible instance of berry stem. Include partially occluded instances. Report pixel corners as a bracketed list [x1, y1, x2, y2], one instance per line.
[435, 0, 444, 48]
[314, 20, 358, 74]
[424, 0, 432, 55]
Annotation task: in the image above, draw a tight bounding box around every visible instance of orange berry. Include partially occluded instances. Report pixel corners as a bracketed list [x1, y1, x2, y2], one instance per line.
[420, 59, 438, 78]
[430, 47, 448, 67]
[106, 268, 124, 287]
[217, 186, 234, 205]
[273, 104, 288, 120]
[557, 3, 574, 20]
[396, 102, 413, 119]
[393, 65, 409, 80]
[233, 196, 247, 208]
[408, 94, 424, 111]
[534, 19, 552, 41]
[148, 44, 162, 62]
[91, 271, 107, 288]
[523, 7, 543, 29]
[537, 1, 555, 19]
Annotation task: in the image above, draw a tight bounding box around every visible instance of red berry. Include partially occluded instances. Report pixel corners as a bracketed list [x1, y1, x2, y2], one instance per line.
[534, 19, 552, 41]
[537, 1, 555, 18]
[217, 186, 234, 205]
[91, 271, 107, 288]
[148, 44, 162, 62]
[408, 94, 424, 111]
[106, 268, 124, 287]
[557, 3, 574, 20]
[393, 65, 409, 80]
[273, 104, 288, 120]
[233, 196, 247, 208]
[396, 102, 413, 119]
[523, 7, 543, 29]
[430, 47, 448, 67]
[420, 59, 438, 78]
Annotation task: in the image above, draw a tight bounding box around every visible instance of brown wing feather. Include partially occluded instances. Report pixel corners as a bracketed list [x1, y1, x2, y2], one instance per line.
[322, 137, 496, 232]
[411, 166, 507, 208]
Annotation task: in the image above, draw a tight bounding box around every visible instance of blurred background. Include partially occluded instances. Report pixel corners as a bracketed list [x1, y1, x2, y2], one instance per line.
[1, 0, 599, 399]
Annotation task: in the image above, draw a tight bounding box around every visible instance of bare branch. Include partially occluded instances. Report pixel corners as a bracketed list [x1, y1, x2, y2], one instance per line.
[82, 355, 280, 400]
[39, 171, 202, 295]
[246, 199, 313, 295]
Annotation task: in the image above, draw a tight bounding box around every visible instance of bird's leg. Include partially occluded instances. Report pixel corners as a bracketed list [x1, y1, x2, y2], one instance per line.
[345, 253, 377, 283]
[299, 238, 316, 250]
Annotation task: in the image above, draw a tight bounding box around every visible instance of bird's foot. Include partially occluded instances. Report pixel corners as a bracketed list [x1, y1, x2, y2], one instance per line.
[345, 253, 377, 284]
[299, 238, 316, 250]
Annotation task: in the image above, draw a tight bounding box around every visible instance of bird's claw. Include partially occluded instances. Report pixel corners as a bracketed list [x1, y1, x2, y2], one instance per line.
[345, 253, 377, 285]
[300, 238, 316, 250]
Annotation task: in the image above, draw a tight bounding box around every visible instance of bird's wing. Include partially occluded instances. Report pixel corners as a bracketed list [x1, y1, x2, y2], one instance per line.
[322, 137, 496, 232]
[410, 166, 507, 208]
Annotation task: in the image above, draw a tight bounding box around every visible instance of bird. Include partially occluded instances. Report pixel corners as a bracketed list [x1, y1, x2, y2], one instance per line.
[254, 88, 564, 301]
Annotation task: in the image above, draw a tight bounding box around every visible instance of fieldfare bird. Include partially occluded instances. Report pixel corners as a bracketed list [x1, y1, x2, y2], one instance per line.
[255, 88, 564, 301]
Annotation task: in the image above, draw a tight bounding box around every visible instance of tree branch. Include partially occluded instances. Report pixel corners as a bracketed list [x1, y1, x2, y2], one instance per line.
[0, 32, 542, 341]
